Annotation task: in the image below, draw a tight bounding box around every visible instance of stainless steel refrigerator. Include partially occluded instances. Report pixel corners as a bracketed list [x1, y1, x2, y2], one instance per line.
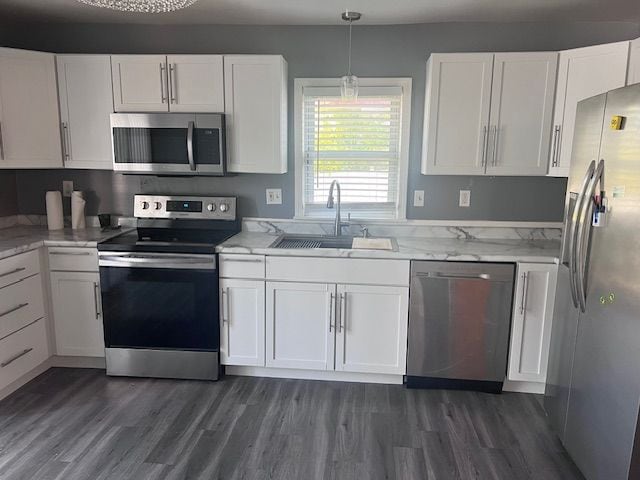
[544, 83, 640, 480]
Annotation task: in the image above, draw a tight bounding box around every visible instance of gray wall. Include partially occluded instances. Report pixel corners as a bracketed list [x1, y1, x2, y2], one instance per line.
[0, 171, 17, 217]
[3, 21, 640, 221]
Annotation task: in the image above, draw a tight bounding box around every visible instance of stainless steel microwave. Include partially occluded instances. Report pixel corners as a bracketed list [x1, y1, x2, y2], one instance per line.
[110, 113, 226, 176]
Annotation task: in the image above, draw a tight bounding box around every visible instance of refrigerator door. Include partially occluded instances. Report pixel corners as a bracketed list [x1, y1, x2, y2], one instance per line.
[564, 84, 640, 480]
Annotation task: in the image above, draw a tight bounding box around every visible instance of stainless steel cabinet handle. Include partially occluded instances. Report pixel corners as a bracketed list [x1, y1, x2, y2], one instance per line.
[169, 63, 177, 104]
[492, 125, 499, 166]
[221, 287, 230, 323]
[0, 303, 28, 319]
[328, 292, 335, 332]
[481, 125, 488, 167]
[519, 272, 528, 315]
[551, 125, 561, 167]
[0, 267, 25, 278]
[49, 251, 92, 256]
[61, 122, 71, 160]
[159, 63, 167, 103]
[339, 293, 346, 332]
[93, 282, 101, 319]
[1, 348, 33, 368]
[187, 120, 195, 171]
[0, 121, 4, 160]
[222, 258, 263, 263]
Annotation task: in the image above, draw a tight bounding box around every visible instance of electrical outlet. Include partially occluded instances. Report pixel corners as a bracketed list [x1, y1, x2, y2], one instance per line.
[413, 190, 425, 207]
[266, 188, 282, 205]
[63, 181, 74, 198]
[459, 190, 471, 207]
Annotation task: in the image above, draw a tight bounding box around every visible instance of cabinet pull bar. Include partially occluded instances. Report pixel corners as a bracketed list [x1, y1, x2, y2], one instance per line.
[0, 267, 25, 278]
[339, 293, 346, 333]
[1, 348, 33, 368]
[481, 125, 488, 167]
[222, 258, 263, 263]
[160, 63, 167, 103]
[492, 125, 499, 167]
[329, 292, 335, 332]
[93, 282, 101, 319]
[49, 251, 92, 256]
[0, 303, 28, 319]
[520, 272, 528, 315]
[169, 63, 177, 104]
[0, 121, 4, 160]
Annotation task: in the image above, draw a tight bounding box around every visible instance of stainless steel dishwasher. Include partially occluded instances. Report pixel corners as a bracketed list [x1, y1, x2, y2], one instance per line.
[407, 261, 515, 393]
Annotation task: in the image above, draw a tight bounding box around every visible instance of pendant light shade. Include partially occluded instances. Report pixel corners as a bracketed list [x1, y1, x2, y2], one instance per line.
[76, 0, 199, 13]
[341, 11, 361, 101]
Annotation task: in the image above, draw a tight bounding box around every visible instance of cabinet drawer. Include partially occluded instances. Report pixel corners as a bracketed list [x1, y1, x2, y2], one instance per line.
[48, 247, 98, 272]
[0, 250, 40, 289]
[266, 257, 410, 286]
[0, 318, 49, 391]
[219, 254, 265, 279]
[0, 274, 45, 340]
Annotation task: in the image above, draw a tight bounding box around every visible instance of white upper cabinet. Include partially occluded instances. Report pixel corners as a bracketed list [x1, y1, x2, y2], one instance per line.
[548, 41, 630, 177]
[0, 48, 62, 169]
[224, 55, 288, 174]
[628, 37, 640, 86]
[421, 53, 493, 175]
[486, 52, 557, 176]
[508, 263, 558, 384]
[56, 55, 114, 170]
[166, 55, 224, 112]
[111, 55, 168, 112]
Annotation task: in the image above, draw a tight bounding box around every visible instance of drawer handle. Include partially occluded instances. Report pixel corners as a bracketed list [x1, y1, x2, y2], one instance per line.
[0, 267, 26, 279]
[49, 251, 93, 256]
[0, 303, 28, 319]
[1, 347, 33, 368]
[222, 258, 263, 263]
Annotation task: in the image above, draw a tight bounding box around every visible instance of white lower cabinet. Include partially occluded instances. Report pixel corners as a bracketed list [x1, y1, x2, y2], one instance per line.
[508, 263, 558, 383]
[220, 278, 265, 367]
[266, 282, 335, 370]
[335, 284, 408, 375]
[50, 271, 104, 357]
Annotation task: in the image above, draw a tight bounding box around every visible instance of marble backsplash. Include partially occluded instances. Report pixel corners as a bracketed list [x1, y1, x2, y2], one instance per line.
[242, 219, 563, 241]
[0, 215, 136, 229]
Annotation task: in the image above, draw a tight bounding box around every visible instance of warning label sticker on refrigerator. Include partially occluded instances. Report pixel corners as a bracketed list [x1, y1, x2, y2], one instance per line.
[612, 186, 626, 198]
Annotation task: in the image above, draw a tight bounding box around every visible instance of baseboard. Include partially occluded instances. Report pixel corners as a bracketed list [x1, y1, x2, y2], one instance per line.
[0, 359, 51, 402]
[50, 355, 106, 369]
[503, 379, 546, 394]
[225, 365, 404, 385]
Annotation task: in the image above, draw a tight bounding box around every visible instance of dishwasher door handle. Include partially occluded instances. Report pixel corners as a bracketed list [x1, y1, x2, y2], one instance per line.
[417, 272, 492, 281]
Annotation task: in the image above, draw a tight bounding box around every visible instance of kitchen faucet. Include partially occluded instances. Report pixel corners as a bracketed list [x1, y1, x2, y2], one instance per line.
[326, 180, 349, 236]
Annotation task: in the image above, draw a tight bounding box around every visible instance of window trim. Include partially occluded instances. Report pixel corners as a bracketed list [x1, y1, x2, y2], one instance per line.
[294, 77, 412, 221]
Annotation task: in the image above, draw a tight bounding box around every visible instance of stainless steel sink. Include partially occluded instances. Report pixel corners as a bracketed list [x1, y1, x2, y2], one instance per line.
[270, 234, 354, 249]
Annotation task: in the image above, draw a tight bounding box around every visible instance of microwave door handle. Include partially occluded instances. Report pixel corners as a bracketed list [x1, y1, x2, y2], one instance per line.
[187, 120, 196, 171]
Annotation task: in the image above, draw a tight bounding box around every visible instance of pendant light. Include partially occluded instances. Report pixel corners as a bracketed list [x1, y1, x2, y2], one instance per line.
[341, 10, 362, 101]
[76, 0, 199, 13]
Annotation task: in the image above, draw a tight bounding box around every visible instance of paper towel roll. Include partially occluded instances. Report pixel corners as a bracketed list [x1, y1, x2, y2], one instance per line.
[71, 191, 86, 230]
[45, 191, 64, 231]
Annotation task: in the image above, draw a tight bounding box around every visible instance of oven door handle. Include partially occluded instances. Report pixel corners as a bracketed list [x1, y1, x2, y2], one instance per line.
[99, 253, 216, 270]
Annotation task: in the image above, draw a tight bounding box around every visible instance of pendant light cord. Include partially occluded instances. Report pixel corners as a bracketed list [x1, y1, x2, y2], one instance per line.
[348, 19, 353, 76]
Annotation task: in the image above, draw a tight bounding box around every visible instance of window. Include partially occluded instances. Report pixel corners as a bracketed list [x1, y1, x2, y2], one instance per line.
[295, 78, 411, 220]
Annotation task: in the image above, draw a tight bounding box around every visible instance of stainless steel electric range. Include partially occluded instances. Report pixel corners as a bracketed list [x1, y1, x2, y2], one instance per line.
[97, 194, 239, 381]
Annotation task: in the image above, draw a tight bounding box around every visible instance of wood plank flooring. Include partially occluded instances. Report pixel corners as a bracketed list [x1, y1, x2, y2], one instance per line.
[0, 368, 584, 480]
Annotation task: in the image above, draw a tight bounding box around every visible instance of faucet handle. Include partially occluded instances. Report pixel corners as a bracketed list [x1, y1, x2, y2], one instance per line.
[361, 226, 369, 238]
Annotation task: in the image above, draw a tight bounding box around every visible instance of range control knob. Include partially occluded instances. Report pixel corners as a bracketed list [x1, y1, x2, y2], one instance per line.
[219, 203, 229, 213]
[154, 202, 162, 210]
[207, 203, 216, 212]
[141, 201, 150, 210]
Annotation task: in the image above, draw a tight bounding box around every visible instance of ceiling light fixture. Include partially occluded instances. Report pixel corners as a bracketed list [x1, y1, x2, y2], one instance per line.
[341, 10, 362, 101]
[76, 0, 199, 13]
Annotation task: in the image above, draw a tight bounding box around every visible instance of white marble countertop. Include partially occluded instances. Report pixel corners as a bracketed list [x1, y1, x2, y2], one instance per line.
[0, 225, 133, 261]
[216, 231, 561, 263]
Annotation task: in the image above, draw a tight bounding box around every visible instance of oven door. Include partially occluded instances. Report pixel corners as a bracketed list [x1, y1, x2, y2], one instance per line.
[111, 113, 225, 175]
[99, 252, 219, 352]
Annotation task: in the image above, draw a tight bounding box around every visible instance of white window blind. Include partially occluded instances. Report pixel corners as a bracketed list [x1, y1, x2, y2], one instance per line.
[301, 86, 404, 219]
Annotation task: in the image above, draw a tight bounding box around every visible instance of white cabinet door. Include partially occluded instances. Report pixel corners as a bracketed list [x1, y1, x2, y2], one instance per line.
[224, 55, 287, 173]
[421, 53, 493, 175]
[56, 55, 114, 170]
[0, 48, 62, 169]
[111, 55, 169, 112]
[486, 52, 557, 176]
[508, 263, 558, 383]
[166, 55, 224, 113]
[628, 38, 640, 86]
[266, 281, 334, 370]
[548, 41, 629, 177]
[220, 279, 265, 367]
[50, 271, 105, 357]
[335, 284, 408, 375]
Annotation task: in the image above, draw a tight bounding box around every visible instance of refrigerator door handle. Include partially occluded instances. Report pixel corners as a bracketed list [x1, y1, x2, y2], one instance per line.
[575, 159, 605, 312]
[568, 160, 596, 309]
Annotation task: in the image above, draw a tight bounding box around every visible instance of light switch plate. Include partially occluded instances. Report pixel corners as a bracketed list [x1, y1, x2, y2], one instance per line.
[266, 188, 282, 205]
[63, 181, 74, 198]
[459, 190, 471, 207]
[413, 190, 425, 207]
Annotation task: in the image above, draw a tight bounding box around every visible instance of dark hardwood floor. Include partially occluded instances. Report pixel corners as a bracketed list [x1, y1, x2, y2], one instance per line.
[0, 368, 584, 480]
